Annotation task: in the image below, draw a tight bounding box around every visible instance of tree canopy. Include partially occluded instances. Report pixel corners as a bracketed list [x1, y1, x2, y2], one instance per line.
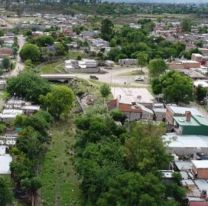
[40, 85, 74, 119]
[0, 177, 12, 206]
[20, 43, 41, 62]
[151, 71, 193, 104]
[148, 58, 168, 77]
[7, 71, 51, 103]
[101, 18, 114, 41]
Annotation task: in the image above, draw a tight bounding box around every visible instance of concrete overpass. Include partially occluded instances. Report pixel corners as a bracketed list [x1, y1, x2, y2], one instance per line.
[40, 74, 76, 82]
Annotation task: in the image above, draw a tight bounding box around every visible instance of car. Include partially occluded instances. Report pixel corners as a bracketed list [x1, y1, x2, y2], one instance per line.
[135, 76, 144, 82]
[90, 75, 99, 80]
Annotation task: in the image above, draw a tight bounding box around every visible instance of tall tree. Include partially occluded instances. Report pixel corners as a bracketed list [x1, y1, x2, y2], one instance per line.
[101, 18, 114, 41]
[0, 177, 12, 206]
[148, 58, 167, 77]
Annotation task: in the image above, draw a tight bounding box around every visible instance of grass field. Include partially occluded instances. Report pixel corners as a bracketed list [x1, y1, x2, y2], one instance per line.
[39, 62, 65, 74]
[40, 117, 82, 206]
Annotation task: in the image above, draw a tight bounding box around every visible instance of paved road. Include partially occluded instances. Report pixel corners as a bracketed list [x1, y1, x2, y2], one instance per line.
[73, 66, 150, 87]
[10, 35, 25, 77]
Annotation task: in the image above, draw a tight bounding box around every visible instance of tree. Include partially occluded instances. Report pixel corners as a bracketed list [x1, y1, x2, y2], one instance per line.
[1, 57, 10, 70]
[0, 177, 12, 206]
[20, 43, 41, 62]
[101, 18, 114, 41]
[100, 83, 110, 99]
[40, 85, 74, 119]
[34, 35, 54, 47]
[7, 71, 51, 103]
[148, 58, 167, 77]
[137, 52, 149, 72]
[0, 29, 4, 37]
[124, 122, 169, 173]
[151, 71, 193, 104]
[195, 85, 207, 102]
[100, 83, 111, 104]
[181, 18, 192, 32]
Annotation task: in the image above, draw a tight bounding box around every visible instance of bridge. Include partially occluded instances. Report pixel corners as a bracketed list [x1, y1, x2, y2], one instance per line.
[40, 74, 76, 82]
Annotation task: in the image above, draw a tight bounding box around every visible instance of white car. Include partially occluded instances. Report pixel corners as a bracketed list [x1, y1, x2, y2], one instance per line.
[135, 76, 144, 82]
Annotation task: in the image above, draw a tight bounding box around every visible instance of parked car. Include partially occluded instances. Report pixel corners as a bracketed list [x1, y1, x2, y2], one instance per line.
[90, 75, 99, 80]
[135, 76, 144, 82]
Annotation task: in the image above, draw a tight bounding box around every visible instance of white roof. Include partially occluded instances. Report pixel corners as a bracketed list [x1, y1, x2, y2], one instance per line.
[111, 87, 154, 105]
[2, 109, 23, 115]
[0, 146, 12, 174]
[167, 105, 202, 116]
[163, 133, 208, 148]
[21, 105, 40, 111]
[194, 80, 208, 88]
[0, 154, 12, 174]
[192, 160, 208, 169]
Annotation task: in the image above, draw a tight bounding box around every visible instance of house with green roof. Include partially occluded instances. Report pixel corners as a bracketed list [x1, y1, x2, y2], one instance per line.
[173, 113, 208, 136]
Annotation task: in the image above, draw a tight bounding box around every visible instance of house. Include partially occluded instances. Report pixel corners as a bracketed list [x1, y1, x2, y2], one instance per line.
[166, 105, 202, 125]
[192, 160, 208, 179]
[111, 87, 154, 109]
[163, 133, 208, 156]
[173, 113, 208, 136]
[118, 59, 137, 66]
[108, 87, 155, 121]
[0, 48, 13, 58]
[192, 53, 204, 63]
[189, 202, 208, 206]
[168, 60, 201, 70]
[107, 99, 153, 121]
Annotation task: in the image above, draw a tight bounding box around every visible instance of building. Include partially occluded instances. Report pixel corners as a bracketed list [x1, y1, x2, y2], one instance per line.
[0, 145, 12, 174]
[111, 87, 154, 109]
[118, 59, 137, 66]
[192, 160, 208, 179]
[194, 80, 208, 88]
[163, 133, 208, 156]
[168, 60, 201, 70]
[173, 114, 208, 136]
[65, 59, 99, 73]
[166, 105, 202, 125]
[192, 53, 204, 64]
[107, 99, 153, 121]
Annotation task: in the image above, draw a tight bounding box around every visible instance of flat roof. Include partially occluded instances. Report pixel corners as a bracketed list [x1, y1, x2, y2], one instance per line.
[163, 133, 208, 148]
[174, 161, 193, 171]
[0, 155, 12, 174]
[168, 105, 202, 116]
[111, 87, 154, 105]
[174, 116, 200, 127]
[192, 160, 208, 169]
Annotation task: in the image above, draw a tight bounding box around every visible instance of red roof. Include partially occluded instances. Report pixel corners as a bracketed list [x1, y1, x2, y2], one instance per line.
[107, 99, 142, 113]
[189, 202, 208, 206]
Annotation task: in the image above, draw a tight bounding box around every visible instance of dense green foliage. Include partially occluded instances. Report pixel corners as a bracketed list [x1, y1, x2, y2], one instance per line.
[7, 71, 51, 103]
[74, 109, 184, 206]
[101, 19, 114, 41]
[20, 43, 41, 62]
[0, 177, 12, 206]
[11, 110, 53, 205]
[107, 25, 186, 62]
[148, 58, 168, 77]
[151, 71, 193, 104]
[195, 85, 207, 102]
[40, 85, 74, 119]
[181, 18, 192, 32]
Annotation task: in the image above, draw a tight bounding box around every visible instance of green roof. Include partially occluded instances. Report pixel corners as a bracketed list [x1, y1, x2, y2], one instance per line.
[173, 116, 200, 127]
[194, 115, 208, 126]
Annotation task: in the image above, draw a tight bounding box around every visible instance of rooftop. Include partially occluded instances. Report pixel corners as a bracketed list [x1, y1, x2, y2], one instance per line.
[163, 133, 208, 149]
[111, 87, 154, 105]
[192, 160, 208, 169]
[168, 105, 202, 116]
